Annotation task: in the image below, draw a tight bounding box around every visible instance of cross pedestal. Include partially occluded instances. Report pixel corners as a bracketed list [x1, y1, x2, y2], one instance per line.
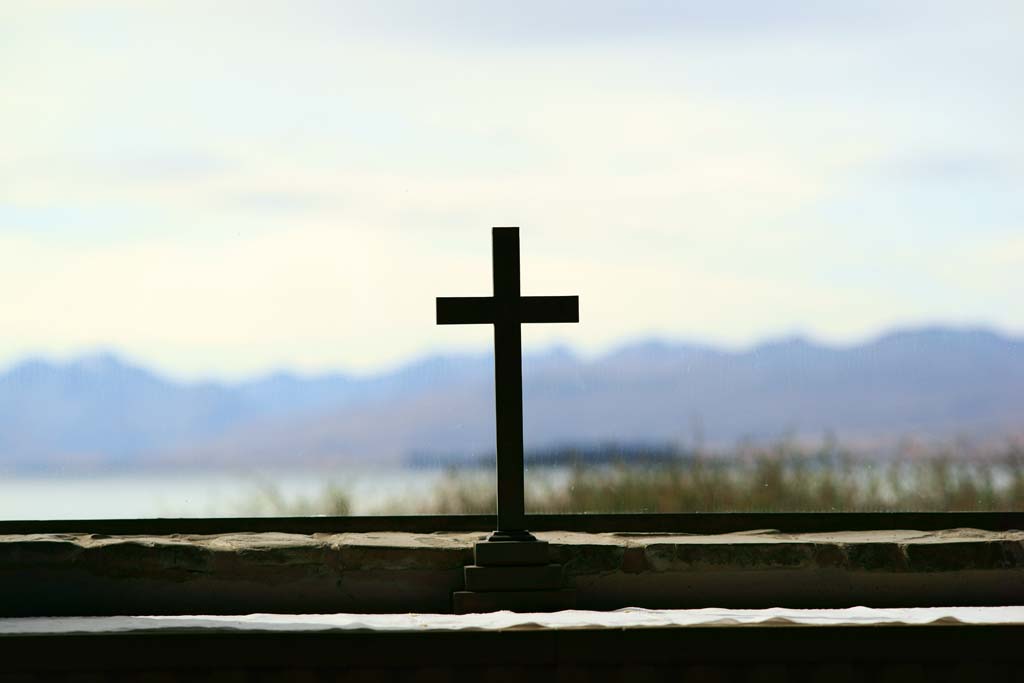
[437, 227, 579, 612]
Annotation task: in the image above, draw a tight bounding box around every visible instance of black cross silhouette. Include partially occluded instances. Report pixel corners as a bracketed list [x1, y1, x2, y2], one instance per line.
[437, 227, 579, 542]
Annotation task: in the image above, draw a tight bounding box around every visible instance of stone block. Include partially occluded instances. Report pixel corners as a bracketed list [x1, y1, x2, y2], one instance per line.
[645, 542, 817, 572]
[844, 542, 906, 572]
[464, 563, 563, 591]
[904, 541, 1014, 572]
[452, 588, 576, 614]
[474, 540, 550, 566]
[554, 543, 624, 575]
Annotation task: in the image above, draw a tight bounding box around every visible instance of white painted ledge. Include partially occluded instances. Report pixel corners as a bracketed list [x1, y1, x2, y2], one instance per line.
[3, 606, 1023, 635]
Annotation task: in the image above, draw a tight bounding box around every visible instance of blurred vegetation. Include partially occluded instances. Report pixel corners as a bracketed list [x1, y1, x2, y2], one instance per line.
[236, 439, 1024, 515]
[233, 479, 351, 516]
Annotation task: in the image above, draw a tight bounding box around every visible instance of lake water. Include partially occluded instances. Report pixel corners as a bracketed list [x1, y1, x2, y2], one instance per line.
[0, 467, 494, 519]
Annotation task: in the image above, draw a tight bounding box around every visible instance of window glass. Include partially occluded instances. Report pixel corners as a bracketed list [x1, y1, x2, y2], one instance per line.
[1, 3, 1021, 518]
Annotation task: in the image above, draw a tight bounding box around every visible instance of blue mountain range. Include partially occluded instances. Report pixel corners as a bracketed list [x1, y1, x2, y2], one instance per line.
[0, 326, 1021, 472]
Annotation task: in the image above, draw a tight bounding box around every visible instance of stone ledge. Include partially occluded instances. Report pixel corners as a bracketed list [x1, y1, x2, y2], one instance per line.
[1, 528, 1022, 616]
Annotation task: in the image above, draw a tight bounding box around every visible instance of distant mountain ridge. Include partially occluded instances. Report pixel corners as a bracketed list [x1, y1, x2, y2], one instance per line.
[0, 326, 1021, 472]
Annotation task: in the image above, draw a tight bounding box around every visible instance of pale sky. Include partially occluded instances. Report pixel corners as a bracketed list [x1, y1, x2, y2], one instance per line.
[2, 1, 1022, 379]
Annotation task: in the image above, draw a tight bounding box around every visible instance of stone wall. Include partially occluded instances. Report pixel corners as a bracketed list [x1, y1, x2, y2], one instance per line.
[2, 528, 1022, 616]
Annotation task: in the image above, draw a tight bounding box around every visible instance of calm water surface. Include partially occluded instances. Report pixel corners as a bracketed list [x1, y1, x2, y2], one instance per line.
[0, 468, 482, 519]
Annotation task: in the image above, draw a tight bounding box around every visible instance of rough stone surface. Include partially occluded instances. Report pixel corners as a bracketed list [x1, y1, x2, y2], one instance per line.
[1, 528, 1022, 615]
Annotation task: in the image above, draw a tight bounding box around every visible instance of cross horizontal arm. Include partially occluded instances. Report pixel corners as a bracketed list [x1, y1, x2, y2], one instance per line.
[436, 296, 495, 325]
[519, 295, 579, 323]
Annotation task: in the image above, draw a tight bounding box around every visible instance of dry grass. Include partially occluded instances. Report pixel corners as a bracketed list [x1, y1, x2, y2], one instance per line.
[236, 440, 1024, 515]
[233, 479, 352, 516]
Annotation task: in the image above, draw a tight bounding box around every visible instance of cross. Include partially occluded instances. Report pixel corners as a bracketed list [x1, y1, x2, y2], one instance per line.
[437, 227, 579, 542]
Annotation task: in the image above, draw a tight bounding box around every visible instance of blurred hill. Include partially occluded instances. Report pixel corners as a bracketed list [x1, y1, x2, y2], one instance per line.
[0, 326, 1021, 472]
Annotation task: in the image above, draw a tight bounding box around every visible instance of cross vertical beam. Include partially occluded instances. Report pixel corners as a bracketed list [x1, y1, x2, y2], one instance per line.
[436, 227, 579, 542]
[492, 228, 526, 536]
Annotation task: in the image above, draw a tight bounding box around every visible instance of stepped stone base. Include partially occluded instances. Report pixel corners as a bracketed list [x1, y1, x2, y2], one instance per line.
[474, 539, 551, 566]
[465, 563, 563, 591]
[454, 539, 575, 614]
